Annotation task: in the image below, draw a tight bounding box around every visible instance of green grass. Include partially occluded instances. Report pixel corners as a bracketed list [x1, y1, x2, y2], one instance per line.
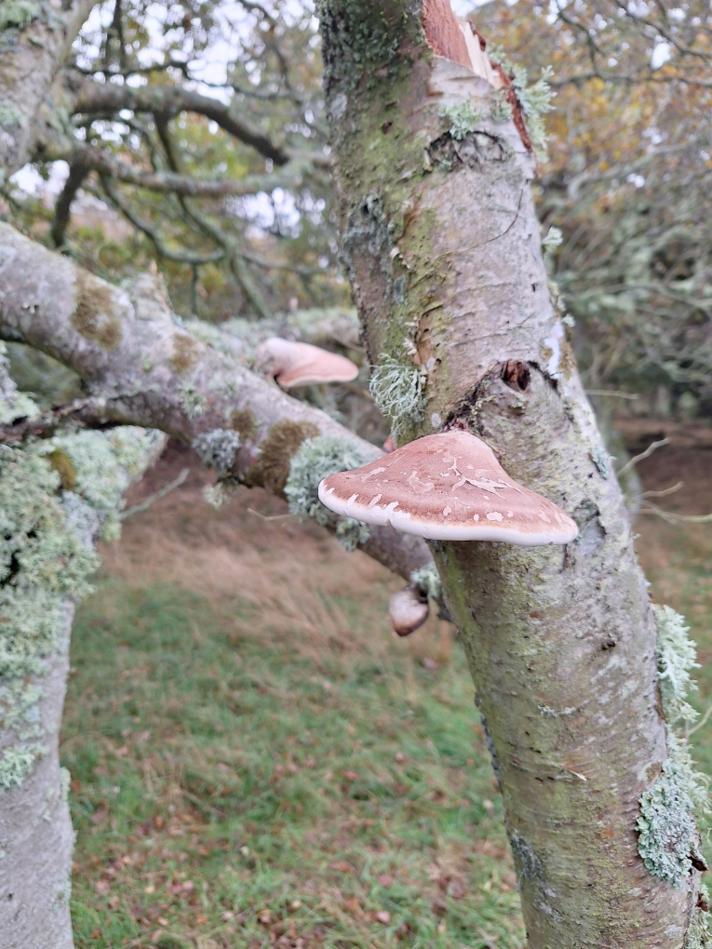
[61, 463, 712, 948]
[63, 582, 523, 948]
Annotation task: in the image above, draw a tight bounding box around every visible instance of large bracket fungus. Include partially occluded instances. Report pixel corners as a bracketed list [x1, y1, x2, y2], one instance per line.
[318, 430, 577, 545]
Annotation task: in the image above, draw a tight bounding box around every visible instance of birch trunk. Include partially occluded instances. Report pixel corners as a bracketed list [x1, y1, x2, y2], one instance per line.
[319, 2, 703, 945]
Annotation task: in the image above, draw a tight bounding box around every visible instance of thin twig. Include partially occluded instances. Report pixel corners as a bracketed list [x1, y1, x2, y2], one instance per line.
[687, 702, 712, 737]
[641, 482, 683, 500]
[617, 437, 669, 477]
[120, 467, 190, 520]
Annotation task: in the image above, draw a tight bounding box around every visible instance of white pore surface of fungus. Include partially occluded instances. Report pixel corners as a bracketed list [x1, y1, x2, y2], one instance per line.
[318, 430, 578, 545]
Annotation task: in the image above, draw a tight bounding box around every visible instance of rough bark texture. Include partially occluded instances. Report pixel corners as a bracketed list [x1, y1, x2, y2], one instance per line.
[0, 611, 75, 949]
[0, 223, 431, 582]
[0, 0, 98, 178]
[320, 2, 701, 945]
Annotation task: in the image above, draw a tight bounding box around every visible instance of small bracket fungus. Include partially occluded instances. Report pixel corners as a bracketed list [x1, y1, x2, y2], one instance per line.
[389, 587, 429, 637]
[255, 336, 358, 389]
[318, 430, 577, 544]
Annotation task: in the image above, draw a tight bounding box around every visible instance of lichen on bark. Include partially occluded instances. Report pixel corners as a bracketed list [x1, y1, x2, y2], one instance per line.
[285, 435, 370, 550]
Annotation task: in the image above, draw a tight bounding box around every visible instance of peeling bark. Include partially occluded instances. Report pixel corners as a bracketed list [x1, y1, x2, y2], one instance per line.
[319, 2, 701, 945]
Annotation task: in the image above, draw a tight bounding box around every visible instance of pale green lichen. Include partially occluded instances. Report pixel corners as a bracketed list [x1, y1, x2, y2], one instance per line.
[410, 563, 442, 601]
[369, 355, 426, 439]
[180, 383, 206, 419]
[0, 744, 44, 791]
[0, 0, 40, 31]
[0, 349, 159, 791]
[285, 435, 371, 551]
[686, 885, 712, 948]
[192, 429, 241, 474]
[637, 605, 709, 889]
[542, 226, 563, 250]
[637, 733, 707, 888]
[654, 604, 700, 725]
[487, 48, 554, 157]
[489, 91, 513, 123]
[441, 102, 482, 141]
[43, 428, 160, 541]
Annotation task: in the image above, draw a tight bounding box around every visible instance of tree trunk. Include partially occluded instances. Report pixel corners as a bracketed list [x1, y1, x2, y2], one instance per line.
[0, 342, 165, 948]
[319, 2, 703, 945]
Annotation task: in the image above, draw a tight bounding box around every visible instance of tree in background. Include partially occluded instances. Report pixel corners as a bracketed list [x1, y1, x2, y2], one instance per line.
[0, 1, 710, 946]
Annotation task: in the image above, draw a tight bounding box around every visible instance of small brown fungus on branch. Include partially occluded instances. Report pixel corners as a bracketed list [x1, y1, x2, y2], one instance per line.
[318, 430, 577, 544]
[254, 336, 358, 389]
[389, 587, 429, 637]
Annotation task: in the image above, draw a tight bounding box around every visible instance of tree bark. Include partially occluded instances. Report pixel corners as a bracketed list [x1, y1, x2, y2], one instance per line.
[0, 0, 98, 178]
[0, 223, 431, 582]
[319, 2, 702, 945]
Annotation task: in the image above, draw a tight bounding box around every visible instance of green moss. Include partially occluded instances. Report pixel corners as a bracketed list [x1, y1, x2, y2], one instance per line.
[247, 420, 320, 494]
[169, 333, 200, 374]
[71, 272, 123, 350]
[285, 435, 371, 551]
[318, 0, 418, 94]
[0, 0, 40, 31]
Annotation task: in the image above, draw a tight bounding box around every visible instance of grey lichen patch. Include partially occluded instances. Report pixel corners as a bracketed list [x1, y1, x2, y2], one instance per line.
[192, 429, 240, 475]
[636, 734, 707, 888]
[285, 435, 371, 551]
[410, 563, 442, 601]
[71, 271, 123, 350]
[179, 383, 205, 420]
[0, 0, 40, 30]
[169, 333, 200, 374]
[369, 354, 426, 440]
[654, 604, 700, 725]
[509, 828, 544, 882]
[0, 103, 21, 130]
[248, 419, 320, 495]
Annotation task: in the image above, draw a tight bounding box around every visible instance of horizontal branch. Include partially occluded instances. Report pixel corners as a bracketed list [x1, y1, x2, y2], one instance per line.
[48, 144, 305, 198]
[0, 223, 430, 582]
[70, 74, 291, 166]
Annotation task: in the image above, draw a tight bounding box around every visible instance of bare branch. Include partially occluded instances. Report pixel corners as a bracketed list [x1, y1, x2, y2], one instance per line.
[70, 75, 292, 166]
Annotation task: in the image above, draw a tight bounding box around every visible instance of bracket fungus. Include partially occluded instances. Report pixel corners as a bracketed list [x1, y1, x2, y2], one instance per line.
[255, 336, 359, 389]
[389, 587, 430, 637]
[318, 430, 578, 545]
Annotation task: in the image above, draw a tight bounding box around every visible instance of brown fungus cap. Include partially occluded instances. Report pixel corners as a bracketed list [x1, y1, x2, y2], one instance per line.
[318, 431, 578, 545]
[255, 336, 358, 388]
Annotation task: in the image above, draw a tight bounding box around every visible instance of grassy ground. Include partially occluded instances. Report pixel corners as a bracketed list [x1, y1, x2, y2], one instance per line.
[61, 436, 711, 948]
